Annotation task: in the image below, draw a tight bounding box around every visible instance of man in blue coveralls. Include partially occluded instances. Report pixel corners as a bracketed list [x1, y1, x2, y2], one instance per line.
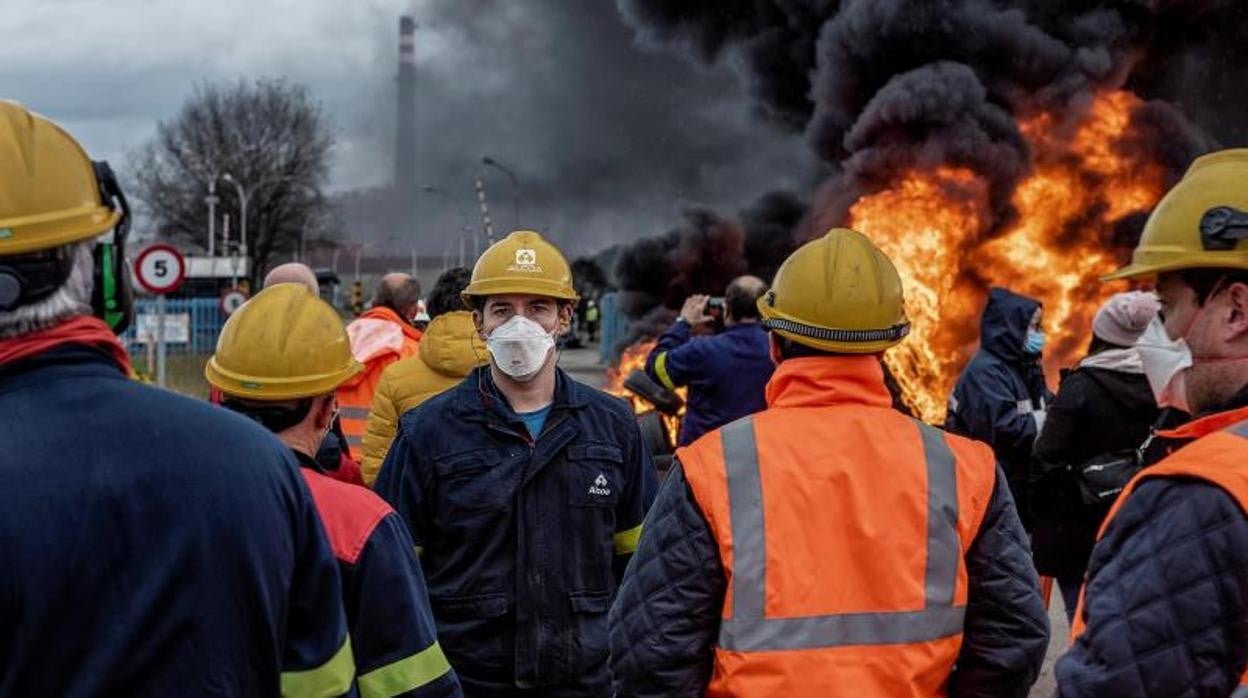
[377, 230, 657, 696]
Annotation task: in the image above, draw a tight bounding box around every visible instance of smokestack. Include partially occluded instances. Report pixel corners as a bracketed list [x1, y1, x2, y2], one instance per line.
[395, 16, 417, 198]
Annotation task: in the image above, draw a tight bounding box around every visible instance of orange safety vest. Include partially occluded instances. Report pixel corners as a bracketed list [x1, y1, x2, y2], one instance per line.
[337, 307, 421, 457]
[679, 356, 998, 697]
[1070, 407, 1248, 695]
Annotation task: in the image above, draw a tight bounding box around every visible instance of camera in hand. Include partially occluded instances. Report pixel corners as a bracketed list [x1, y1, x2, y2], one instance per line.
[704, 297, 725, 317]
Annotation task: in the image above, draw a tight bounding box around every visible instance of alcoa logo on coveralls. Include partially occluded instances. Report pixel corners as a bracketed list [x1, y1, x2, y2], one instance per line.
[508, 248, 543, 273]
[589, 473, 611, 497]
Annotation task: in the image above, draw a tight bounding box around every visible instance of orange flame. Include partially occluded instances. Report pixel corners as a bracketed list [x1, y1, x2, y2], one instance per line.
[849, 90, 1166, 423]
[604, 339, 686, 443]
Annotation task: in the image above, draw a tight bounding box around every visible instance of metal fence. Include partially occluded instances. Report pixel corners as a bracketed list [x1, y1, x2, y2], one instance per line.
[121, 297, 224, 356]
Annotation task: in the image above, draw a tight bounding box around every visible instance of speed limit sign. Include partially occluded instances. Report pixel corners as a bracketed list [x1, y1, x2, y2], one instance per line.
[220, 287, 249, 316]
[134, 244, 186, 295]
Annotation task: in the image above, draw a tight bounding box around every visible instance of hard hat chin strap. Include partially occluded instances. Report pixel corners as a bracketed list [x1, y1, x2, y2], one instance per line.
[763, 317, 911, 344]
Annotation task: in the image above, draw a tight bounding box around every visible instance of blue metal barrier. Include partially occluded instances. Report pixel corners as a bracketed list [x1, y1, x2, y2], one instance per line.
[121, 297, 224, 356]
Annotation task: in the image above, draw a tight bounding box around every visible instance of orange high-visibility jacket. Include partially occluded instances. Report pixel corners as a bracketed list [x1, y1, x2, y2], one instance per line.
[1071, 407, 1248, 693]
[337, 306, 421, 457]
[678, 356, 999, 697]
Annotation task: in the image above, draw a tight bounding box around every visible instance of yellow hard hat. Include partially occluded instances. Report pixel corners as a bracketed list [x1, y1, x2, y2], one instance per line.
[1104, 148, 1248, 281]
[462, 230, 579, 304]
[205, 283, 361, 400]
[758, 227, 910, 353]
[0, 101, 121, 256]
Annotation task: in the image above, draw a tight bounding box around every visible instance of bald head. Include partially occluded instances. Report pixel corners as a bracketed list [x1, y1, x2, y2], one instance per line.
[372, 273, 422, 319]
[725, 275, 768, 325]
[264, 263, 319, 293]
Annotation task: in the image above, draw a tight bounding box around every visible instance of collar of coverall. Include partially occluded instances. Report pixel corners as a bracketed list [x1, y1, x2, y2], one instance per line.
[1157, 402, 1248, 441]
[454, 364, 589, 420]
[764, 355, 894, 411]
[0, 315, 132, 377]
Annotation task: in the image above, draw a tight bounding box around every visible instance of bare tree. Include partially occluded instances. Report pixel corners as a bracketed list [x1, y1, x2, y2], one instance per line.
[129, 79, 334, 286]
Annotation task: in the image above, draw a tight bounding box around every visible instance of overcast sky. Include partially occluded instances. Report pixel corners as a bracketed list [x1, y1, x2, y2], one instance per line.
[1, 0, 812, 255]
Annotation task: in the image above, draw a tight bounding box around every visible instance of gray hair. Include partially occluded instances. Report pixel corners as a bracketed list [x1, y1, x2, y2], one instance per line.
[0, 242, 95, 339]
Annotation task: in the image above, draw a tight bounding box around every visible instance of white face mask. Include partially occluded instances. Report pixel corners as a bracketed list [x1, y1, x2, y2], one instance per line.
[1135, 315, 1192, 413]
[486, 315, 557, 381]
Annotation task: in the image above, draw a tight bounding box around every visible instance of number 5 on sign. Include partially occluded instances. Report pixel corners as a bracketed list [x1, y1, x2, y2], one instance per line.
[134, 244, 186, 295]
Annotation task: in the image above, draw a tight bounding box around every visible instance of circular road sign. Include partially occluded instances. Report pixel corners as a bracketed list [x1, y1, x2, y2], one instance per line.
[221, 287, 249, 316]
[134, 244, 186, 295]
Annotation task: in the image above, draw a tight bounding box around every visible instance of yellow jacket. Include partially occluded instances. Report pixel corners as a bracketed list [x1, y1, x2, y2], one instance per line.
[361, 311, 484, 485]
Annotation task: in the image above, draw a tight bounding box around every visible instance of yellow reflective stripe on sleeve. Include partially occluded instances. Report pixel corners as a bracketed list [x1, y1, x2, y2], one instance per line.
[281, 636, 355, 698]
[614, 524, 643, 555]
[357, 641, 452, 698]
[654, 351, 677, 391]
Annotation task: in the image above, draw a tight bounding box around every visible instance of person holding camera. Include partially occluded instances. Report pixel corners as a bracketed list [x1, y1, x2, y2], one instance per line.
[645, 276, 774, 446]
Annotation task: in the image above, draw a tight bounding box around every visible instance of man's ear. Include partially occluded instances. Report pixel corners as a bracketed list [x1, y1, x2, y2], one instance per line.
[1224, 281, 1248, 342]
[472, 309, 486, 339]
[314, 395, 336, 432]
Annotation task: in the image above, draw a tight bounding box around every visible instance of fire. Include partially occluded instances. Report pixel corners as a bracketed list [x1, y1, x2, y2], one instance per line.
[849, 90, 1166, 423]
[604, 339, 686, 443]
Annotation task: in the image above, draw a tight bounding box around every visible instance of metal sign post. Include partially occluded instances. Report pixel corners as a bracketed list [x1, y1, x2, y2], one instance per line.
[156, 294, 168, 386]
[134, 244, 187, 388]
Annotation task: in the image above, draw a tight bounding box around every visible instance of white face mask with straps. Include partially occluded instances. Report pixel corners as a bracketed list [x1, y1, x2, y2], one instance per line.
[1135, 315, 1193, 413]
[486, 315, 556, 382]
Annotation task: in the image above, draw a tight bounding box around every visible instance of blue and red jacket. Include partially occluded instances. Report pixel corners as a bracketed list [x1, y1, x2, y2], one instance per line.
[644, 321, 774, 446]
[295, 451, 461, 697]
[0, 323, 354, 697]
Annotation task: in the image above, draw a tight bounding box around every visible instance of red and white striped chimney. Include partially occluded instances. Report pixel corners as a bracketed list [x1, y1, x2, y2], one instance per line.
[395, 16, 417, 195]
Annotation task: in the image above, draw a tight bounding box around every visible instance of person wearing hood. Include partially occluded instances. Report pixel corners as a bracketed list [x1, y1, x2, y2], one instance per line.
[338, 273, 424, 459]
[1028, 291, 1161, 623]
[361, 267, 484, 486]
[946, 287, 1053, 514]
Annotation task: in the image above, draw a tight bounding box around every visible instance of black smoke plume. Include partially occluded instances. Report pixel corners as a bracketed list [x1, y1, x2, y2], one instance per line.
[611, 0, 1238, 349]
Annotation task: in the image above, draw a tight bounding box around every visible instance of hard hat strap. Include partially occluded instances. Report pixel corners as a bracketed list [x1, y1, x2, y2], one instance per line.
[1200, 206, 1248, 251]
[221, 397, 315, 434]
[763, 317, 910, 344]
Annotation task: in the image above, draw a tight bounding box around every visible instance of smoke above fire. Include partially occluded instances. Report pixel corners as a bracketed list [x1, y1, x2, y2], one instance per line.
[613, 0, 1242, 421]
[614, 192, 811, 347]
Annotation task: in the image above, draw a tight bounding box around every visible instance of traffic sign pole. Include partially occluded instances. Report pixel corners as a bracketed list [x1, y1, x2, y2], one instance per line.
[133, 244, 187, 388]
[156, 294, 167, 387]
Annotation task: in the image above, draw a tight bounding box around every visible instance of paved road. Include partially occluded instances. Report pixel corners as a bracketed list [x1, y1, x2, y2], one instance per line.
[559, 344, 607, 389]
[566, 341, 1069, 696]
[1032, 591, 1069, 697]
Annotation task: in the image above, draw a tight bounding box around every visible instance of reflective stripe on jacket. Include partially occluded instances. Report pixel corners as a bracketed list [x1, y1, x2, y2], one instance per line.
[1070, 409, 1248, 693]
[678, 356, 998, 697]
[298, 451, 460, 697]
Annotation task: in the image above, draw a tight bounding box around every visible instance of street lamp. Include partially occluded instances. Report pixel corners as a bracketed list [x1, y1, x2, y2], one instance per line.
[481, 156, 520, 228]
[221, 173, 316, 262]
[205, 177, 220, 257]
[220, 173, 249, 259]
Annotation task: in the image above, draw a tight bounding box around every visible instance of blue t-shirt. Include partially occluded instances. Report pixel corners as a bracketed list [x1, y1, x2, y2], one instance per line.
[516, 404, 552, 439]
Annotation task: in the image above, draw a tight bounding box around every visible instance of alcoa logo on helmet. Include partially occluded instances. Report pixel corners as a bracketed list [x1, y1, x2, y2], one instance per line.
[588, 473, 611, 497]
[507, 248, 543, 274]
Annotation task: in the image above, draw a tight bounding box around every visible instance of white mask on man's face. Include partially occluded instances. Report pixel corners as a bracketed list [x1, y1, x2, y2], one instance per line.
[1135, 315, 1192, 413]
[486, 315, 556, 381]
